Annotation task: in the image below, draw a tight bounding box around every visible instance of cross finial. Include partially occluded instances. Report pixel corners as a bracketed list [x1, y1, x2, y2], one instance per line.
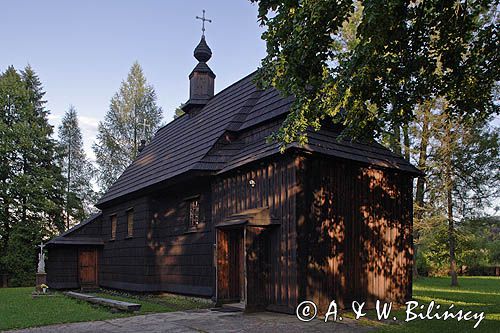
[196, 9, 212, 37]
[138, 118, 151, 140]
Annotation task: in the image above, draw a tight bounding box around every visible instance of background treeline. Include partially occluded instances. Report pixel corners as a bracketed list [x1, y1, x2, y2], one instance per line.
[1, 0, 499, 287]
[392, 102, 500, 277]
[0, 63, 163, 286]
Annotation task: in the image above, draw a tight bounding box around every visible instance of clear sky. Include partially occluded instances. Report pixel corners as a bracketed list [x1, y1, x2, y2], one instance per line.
[0, 0, 266, 160]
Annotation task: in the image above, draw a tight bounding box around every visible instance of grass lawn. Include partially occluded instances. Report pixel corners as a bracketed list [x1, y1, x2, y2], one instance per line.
[364, 276, 500, 333]
[0, 277, 498, 332]
[0, 287, 211, 331]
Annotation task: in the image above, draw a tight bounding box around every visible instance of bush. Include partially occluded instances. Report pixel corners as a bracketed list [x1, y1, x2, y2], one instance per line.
[415, 250, 430, 276]
[3, 226, 37, 287]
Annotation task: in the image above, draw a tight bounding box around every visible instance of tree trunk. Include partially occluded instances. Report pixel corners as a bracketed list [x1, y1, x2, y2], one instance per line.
[390, 123, 402, 154]
[403, 122, 410, 161]
[413, 103, 431, 279]
[448, 183, 458, 286]
[66, 138, 71, 230]
[444, 118, 458, 286]
[2, 201, 10, 254]
[415, 105, 430, 212]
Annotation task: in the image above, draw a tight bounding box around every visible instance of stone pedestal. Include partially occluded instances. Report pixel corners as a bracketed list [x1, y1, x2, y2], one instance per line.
[36, 272, 47, 292]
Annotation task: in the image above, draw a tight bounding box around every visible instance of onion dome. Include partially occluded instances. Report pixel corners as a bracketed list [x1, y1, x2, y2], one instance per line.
[194, 36, 212, 63]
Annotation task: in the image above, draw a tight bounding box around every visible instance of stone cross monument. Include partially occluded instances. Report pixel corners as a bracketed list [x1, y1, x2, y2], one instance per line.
[35, 242, 47, 292]
[37, 243, 46, 273]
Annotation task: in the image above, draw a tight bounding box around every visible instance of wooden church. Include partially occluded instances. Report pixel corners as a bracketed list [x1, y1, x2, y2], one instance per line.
[47, 31, 420, 313]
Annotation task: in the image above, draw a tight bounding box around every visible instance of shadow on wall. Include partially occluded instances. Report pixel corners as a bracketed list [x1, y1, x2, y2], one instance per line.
[298, 158, 413, 310]
[145, 179, 214, 296]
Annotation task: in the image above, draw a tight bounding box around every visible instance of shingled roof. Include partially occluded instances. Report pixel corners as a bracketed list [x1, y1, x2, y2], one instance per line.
[46, 213, 103, 246]
[97, 72, 420, 206]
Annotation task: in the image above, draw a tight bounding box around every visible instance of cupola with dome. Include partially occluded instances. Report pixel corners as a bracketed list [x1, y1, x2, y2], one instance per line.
[182, 11, 216, 114]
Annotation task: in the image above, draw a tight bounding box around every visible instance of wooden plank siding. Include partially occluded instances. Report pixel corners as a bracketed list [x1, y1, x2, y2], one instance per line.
[46, 247, 79, 289]
[145, 178, 214, 296]
[99, 196, 149, 291]
[212, 155, 298, 312]
[297, 154, 413, 311]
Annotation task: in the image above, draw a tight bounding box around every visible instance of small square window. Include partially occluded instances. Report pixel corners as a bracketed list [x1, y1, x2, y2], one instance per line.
[110, 214, 117, 240]
[188, 199, 200, 228]
[127, 209, 134, 237]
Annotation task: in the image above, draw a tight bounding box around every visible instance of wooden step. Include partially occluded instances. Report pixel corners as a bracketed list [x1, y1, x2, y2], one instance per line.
[222, 302, 245, 312]
[64, 291, 141, 312]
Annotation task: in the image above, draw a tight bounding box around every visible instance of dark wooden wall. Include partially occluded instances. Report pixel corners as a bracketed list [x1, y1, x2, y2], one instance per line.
[146, 179, 214, 296]
[70, 218, 102, 237]
[47, 246, 79, 289]
[99, 196, 149, 291]
[297, 155, 413, 310]
[212, 155, 298, 312]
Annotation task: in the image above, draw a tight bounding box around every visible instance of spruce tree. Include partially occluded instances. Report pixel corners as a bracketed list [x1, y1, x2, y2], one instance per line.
[0, 66, 25, 278]
[0, 65, 65, 286]
[93, 62, 163, 192]
[58, 105, 96, 228]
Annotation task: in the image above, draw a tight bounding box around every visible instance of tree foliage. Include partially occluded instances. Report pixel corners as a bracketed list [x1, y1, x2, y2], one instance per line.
[412, 101, 500, 282]
[174, 104, 185, 119]
[251, 0, 499, 147]
[93, 62, 163, 192]
[0, 66, 65, 286]
[417, 216, 500, 276]
[58, 105, 97, 228]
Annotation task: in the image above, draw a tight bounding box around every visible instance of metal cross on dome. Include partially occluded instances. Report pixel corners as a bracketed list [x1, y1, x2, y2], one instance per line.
[196, 9, 212, 37]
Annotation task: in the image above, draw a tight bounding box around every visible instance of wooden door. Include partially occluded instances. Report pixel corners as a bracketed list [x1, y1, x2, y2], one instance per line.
[227, 229, 242, 300]
[217, 230, 229, 300]
[246, 226, 273, 309]
[217, 228, 244, 302]
[79, 248, 98, 288]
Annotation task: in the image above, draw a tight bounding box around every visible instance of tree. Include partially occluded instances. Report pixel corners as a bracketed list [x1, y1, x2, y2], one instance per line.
[251, 0, 499, 148]
[174, 104, 185, 119]
[0, 66, 65, 286]
[0, 67, 24, 277]
[93, 62, 163, 192]
[411, 100, 435, 278]
[58, 105, 96, 228]
[425, 111, 500, 285]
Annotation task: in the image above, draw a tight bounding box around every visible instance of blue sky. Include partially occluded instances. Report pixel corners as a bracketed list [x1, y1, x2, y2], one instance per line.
[0, 0, 266, 159]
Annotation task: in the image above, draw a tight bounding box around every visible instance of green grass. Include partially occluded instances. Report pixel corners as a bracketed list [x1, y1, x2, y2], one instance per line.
[92, 290, 212, 313]
[0, 288, 211, 331]
[361, 276, 500, 333]
[1, 278, 498, 332]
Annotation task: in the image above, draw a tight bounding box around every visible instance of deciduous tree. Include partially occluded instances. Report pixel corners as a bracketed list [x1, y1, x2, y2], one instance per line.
[251, 0, 499, 147]
[93, 62, 163, 192]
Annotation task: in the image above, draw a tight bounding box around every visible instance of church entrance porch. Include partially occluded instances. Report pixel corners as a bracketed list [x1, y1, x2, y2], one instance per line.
[215, 208, 279, 311]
